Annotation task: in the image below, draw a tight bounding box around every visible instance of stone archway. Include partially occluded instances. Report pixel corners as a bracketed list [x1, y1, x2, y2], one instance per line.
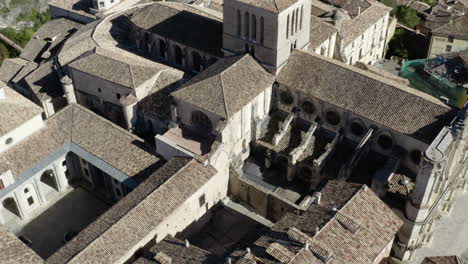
[40, 169, 59, 200]
[2, 197, 21, 221]
[174, 46, 183, 66]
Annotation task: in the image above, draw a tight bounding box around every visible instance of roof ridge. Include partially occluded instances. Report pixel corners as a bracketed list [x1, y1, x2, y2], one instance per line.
[218, 73, 230, 118]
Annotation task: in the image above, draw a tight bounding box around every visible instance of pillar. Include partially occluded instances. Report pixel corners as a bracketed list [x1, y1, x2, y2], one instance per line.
[61, 75, 76, 104]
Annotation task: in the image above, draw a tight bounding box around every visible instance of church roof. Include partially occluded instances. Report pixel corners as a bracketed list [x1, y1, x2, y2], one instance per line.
[173, 54, 275, 119]
[235, 0, 300, 13]
[0, 84, 43, 137]
[422, 256, 468, 264]
[277, 50, 456, 143]
[68, 48, 171, 89]
[130, 2, 223, 55]
[0, 104, 159, 178]
[309, 16, 338, 50]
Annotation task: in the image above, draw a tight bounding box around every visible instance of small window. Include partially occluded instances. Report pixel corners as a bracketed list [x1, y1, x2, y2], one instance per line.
[111, 0, 115, 3]
[62, 160, 66, 166]
[326, 110, 341, 126]
[350, 121, 365, 136]
[27, 197, 34, 206]
[280, 90, 293, 105]
[116, 93, 121, 99]
[199, 194, 206, 207]
[84, 168, 89, 176]
[448, 36, 454, 43]
[445, 45, 452, 52]
[99, 1, 105, 7]
[377, 134, 393, 150]
[301, 101, 315, 114]
[410, 150, 422, 165]
[24, 188, 29, 194]
[98, 88, 102, 93]
[5, 138, 12, 145]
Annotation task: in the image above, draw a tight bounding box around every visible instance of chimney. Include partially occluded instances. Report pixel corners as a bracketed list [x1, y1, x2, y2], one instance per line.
[358, 7, 361, 15]
[246, 247, 251, 254]
[227, 258, 232, 264]
[305, 242, 310, 250]
[185, 239, 190, 248]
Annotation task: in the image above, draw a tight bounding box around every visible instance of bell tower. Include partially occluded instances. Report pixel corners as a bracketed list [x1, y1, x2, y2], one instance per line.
[222, 0, 312, 73]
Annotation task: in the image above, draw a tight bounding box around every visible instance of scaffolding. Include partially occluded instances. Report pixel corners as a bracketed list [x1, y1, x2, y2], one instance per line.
[400, 51, 468, 109]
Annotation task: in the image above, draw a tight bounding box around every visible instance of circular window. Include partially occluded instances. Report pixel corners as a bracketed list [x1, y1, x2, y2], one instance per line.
[5, 138, 12, 145]
[377, 134, 393, 150]
[280, 90, 293, 105]
[350, 121, 365, 136]
[191, 111, 212, 132]
[410, 150, 422, 164]
[326, 111, 341, 126]
[301, 101, 315, 114]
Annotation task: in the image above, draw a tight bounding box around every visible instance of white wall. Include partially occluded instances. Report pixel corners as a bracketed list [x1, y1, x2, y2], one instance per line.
[0, 114, 44, 154]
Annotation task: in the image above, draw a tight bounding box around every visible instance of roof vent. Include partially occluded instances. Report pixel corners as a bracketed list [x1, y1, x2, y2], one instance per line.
[288, 227, 312, 244]
[308, 242, 334, 264]
[185, 239, 190, 248]
[266, 243, 294, 263]
[335, 212, 361, 234]
[154, 252, 172, 264]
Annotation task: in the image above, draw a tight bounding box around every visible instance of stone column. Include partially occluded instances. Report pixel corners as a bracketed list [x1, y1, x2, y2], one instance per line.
[61, 75, 77, 104]
[121, 94, 138, 131]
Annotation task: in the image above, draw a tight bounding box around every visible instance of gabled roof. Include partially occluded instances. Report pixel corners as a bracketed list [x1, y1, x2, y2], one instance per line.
[24, 61, 63, 100]
[173, 54, 275, 119]
[229, 181, 403, 264]
[235, 0, 299, 13]
[0, 57, 28, 84]
[309, 16, 338, 50]
[422, 256, 468, 264]
[0, 84, 43, 137]
[0, 104, 159, 178]
[432, 15, 468, 38]
[278, 50, 456, 143]
[68, 48, 167, 89]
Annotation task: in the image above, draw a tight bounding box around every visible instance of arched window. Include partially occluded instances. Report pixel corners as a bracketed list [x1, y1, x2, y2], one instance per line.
[244, 12, 250, 39]
[326, 110, 341, 125]
[295, 8, 299, 33]
[174, 46, 183, 66]
[280, 90, 293, 105]
[237, 10, 241, 36]
[159, 39, 167, 59]
[291, 11, 295, 36]
[300, 5, 303, 30]
[251, 14, 257, 41]
[2, 198, 21, 219]
[191, 111, 213, 132]
[350, 121, 365, 137]
[41, 170, 59, 191]
[144, 33, 150, 51]
[377, 134, 393, 150]
[192, 51, 202, 72]
[260, 17, 265, 44]
[301, 100, 315, 114]
[286, 14, 290, 39]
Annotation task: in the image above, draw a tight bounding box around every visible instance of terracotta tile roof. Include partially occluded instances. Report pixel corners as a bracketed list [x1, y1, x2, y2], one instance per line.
[228, 181, 403, 264]
[173, 54, 275, 118]
[0, 85, 43, 137]
[308, 16, 338, 50]
[51, 159, 217, 264]
[0, 104, 159, 178]
[47, 157, 191, 264]
[422, 256, 468, 264]
[0, 226, 44, 264]
[235, 0, 300, 13]
[24, 61, 63, 100]
[135, 236, 222, 263]
[0, 57, 28, 83]
[277, 50, 457, 143]
[432, 15, 468, 38]
[130, 2, 223, 55]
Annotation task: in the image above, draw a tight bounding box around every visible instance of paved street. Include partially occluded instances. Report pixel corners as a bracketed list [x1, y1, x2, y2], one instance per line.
[409, 190, 468, 263]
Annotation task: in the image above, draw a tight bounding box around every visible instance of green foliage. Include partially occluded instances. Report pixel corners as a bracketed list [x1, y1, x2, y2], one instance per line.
[0, 7, 10, 14]
[419, 0, 438, 6]
[387, 29, 409, 58]
[386, 28, 428, 59]
[395, 6, 420, 28]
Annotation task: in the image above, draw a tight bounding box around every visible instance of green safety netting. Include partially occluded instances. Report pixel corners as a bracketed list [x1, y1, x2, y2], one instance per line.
[400, 56, 467, 109]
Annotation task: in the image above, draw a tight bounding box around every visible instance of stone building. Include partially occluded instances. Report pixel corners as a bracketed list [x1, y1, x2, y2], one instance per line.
[421, 256, 468, 264]
[427, 15, 468, 58]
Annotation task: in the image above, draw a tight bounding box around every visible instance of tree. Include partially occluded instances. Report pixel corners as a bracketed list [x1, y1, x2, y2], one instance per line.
[395, 6, 420, 28]
[387, 29, 410, 59]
